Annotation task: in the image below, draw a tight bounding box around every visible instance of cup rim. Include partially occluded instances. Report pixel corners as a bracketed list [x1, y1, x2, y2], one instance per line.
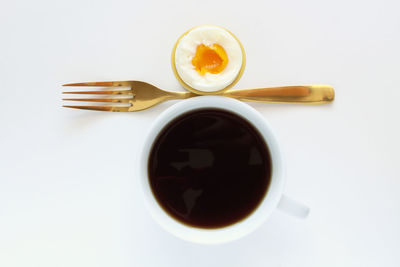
[138, 96, 285, 244]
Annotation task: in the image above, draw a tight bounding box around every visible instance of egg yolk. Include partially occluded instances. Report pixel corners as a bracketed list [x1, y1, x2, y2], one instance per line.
[192, 44, 228, 75]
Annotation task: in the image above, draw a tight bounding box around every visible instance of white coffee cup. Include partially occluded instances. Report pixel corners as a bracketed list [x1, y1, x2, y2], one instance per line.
[139, 96, 309, 244]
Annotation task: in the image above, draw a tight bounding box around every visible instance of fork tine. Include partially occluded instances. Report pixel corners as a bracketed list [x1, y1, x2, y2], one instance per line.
[63, 81, 133, 87]
[62, 90, 133, 95]
[63, 98, 133, 103]
[62, 105, 131, 112]
[63, 82, 114, 87]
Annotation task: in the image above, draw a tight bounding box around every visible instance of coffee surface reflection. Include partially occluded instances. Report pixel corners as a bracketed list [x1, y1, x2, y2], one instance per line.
[148, 109, 272, 228]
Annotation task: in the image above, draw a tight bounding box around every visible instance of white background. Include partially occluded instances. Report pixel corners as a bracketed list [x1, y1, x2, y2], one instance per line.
[1, 0, 399, 266]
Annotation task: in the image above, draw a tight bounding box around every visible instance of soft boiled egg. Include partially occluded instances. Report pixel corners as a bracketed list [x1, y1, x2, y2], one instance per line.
[172, 25, 245, 94]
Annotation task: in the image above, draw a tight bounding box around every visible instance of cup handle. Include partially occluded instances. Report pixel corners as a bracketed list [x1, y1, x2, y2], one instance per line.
[277, 195, 310, 218]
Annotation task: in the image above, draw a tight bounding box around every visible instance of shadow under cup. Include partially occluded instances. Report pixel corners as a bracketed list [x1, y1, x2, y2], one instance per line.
[140, 96, 285, 244]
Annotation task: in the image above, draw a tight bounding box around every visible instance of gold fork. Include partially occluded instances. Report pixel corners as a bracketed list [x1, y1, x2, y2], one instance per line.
[62, 81, 334, 112]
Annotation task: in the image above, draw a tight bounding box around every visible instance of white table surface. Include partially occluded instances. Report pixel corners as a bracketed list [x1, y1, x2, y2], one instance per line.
[1, 0, 400, 266]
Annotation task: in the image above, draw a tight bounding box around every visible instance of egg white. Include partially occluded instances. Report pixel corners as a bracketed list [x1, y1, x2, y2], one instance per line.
[174, 25, 243, 92]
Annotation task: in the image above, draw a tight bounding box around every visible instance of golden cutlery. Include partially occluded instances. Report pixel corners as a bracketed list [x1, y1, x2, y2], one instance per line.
[62, 81, 334, 112]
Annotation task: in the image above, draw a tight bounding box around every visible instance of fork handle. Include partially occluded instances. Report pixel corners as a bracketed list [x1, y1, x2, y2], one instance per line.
[223, 85, 334, 104]
[166, 91, 197, 99]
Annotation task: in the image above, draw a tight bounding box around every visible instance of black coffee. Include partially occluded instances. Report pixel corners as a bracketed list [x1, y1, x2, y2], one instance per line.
[148, 109, 272, 229]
